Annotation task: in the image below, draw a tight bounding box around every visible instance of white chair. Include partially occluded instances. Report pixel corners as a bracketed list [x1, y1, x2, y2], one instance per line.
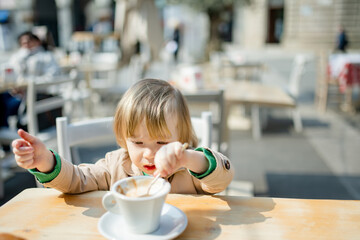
[191, 111, 212, 148]
[87, 52, 119, 89]
[25, 76, 76, 142]
[0, 76, 76, 147]
[282, 54, 308, 133]
[184, 91, 224, 152]
[81, 52, 120, 116]
[97, 54, 146, 112]
[261, 54, 308, 133]
[56, 116, 116, 164]
[209, 51, 234, 82]
[0, 76, 76, 189]
[286, 54, 308, 101]
[85, 52, 119, 100]
[56, 112, 212, 164]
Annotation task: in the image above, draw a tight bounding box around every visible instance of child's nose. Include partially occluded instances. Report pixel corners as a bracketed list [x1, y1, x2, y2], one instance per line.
[143, 146, 156, 159]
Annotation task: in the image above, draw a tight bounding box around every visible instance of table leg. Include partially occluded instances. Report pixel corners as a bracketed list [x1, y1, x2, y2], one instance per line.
[84, 71, 94, 117]
[341, 87, 354, 112]
[223, 101, 232, 144]
[251, 104, 261, 140]
[292, 108, 303, 132]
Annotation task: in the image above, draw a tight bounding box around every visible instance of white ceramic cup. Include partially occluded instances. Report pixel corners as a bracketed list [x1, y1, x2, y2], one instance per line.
[102, 176, 171, 234]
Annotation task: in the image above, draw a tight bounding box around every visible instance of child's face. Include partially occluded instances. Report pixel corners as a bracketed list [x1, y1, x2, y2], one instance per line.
[126, 116, 179, 175]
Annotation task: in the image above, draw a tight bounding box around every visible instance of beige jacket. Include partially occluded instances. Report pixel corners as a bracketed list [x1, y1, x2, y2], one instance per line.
[43, 148, 234, 195]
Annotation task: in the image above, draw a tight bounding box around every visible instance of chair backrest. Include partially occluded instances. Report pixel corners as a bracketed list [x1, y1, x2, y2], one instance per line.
[184, 90, 223, 151]
[287, 54, 308, 98]
[90, 52, 119, 66]
[88, 52, 119, 88]
[56, 112, 212, 164]
[26, 76, 75, 141]
[191, 111, 213, 148]
[56, 116, 116, 164]
[71, 31, 95, 52]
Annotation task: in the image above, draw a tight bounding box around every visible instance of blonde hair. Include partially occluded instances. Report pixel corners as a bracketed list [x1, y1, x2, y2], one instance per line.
[114, 79, 198, 149]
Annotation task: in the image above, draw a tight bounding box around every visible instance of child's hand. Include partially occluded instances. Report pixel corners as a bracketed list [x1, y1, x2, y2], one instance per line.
[154, 142, 187, 177]
[12, 129, 55, 173]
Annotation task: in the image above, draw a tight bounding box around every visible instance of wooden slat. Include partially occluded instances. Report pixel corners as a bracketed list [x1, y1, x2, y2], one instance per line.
[35, 97, 66, 114]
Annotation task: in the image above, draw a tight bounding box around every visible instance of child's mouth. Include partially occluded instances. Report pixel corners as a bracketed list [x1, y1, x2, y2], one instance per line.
[144, 165, 156, 171]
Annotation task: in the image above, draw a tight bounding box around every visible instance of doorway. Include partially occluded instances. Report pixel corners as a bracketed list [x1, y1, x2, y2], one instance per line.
[267, 6, 284, 44]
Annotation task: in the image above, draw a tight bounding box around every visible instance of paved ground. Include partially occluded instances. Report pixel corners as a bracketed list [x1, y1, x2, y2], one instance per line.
[229, 104, 360, 199]
[1, 50, 360, 206]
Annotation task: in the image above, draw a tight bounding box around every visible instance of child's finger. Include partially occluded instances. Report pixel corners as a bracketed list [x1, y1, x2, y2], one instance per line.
[15, 153, 35, 168]
[12, 139, 30, 149]
[17, 129, 37, 144]
[175, 142, 188, 159]
[15, 153, 34, 163]
[153, 157, 170, 177]
[16, 158, 35, 169]
[158, 160, 174, 177]
[13, 145, 34, 155]
[157, 169, 169, 178]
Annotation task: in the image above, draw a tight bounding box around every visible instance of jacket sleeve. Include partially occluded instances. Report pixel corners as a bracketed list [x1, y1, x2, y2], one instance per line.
[42, 152, 116, 194]
[194, 147, 234, 194]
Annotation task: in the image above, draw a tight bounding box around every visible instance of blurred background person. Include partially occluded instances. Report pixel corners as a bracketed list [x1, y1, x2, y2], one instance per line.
[172, 24, 181, 62]
[8, 31, 59, 78]
[0, 31, 60, 136]
[335, 25, 349, 53]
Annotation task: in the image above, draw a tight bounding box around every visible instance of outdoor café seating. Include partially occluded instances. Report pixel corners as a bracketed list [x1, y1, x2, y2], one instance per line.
[317, 52, 360, 112]
[1, 2, 360, 239]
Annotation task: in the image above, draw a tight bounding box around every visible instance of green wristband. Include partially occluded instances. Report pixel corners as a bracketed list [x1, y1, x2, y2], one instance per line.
[188, 147, 217, 179]
[28, 148, 62, 183]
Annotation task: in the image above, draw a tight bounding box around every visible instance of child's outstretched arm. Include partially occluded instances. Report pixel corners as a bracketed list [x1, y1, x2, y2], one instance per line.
[154, 142, 209, 177]
[12, 129, 55, 173]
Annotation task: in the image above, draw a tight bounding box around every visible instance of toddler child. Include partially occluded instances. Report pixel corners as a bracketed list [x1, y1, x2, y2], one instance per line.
[12, 79, 233, 194]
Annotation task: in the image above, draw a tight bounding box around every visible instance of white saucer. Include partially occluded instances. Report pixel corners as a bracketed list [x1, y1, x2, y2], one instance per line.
[98, 203, 188, 240]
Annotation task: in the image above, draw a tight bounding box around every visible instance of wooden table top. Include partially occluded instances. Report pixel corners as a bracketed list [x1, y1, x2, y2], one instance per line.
[223, 81, 296, 108]
[77, 63, 118, 73]
[0, 188, 359, 239]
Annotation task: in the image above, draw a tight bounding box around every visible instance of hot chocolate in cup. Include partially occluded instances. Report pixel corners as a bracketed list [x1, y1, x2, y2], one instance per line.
[102, 176, 171, 234]
[117, 177, 163, 197]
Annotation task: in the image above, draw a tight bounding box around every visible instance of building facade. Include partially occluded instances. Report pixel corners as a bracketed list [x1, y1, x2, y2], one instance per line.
[233, 0, 360, 51]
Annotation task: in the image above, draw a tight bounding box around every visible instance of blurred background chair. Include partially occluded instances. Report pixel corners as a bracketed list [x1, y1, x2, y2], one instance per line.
[209, 50, 264, 83]
[85, 52, 119, 92]
[0, 75, 78, 189]
[184, 90, 225, 152]
[78, 52, 120, 116]
[190, 111, 212, 148]
[260, 54, 309, 133]
[0, 75, 77, 148]
[25, 76, 77, 143]
[69, 31, 95, 53]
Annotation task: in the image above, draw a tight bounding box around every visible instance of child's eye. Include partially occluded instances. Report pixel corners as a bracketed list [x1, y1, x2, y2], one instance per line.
[132, 141, 143, 145]
[157, 141, 168, 145]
